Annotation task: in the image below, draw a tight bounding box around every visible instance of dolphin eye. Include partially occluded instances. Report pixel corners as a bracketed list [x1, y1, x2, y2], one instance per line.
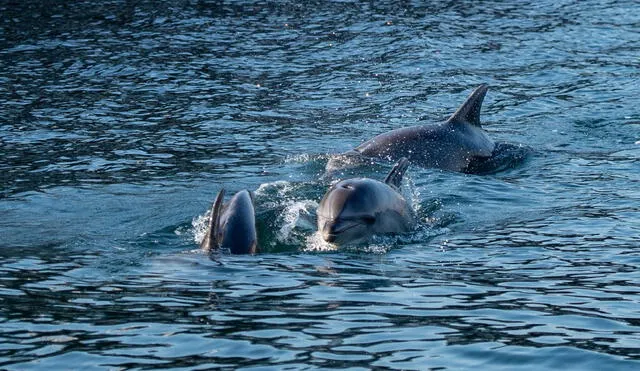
[362, 216, 376, 225]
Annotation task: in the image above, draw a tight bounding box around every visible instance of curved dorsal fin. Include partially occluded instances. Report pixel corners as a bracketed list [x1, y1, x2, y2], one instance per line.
[384, 157, 410, 188]
[200, 189, 225, 252]
[446, 84, 488, 127]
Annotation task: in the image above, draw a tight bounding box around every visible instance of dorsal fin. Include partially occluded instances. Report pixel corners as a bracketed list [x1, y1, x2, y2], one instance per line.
[200, 189, 225, 252]
[446, 84, 488, 127]
[384, 157, 410, 188]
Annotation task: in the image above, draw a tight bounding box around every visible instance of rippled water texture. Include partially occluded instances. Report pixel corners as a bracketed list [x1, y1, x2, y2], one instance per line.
[1, 1, 640, 369]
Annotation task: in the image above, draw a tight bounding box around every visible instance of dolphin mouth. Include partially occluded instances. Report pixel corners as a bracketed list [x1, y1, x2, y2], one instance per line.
[322, 219, 363, 243]
[324, 233, 338, 243]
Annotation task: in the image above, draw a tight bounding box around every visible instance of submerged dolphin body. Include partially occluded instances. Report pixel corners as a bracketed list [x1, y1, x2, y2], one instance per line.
[328, 84, 497, 173]
[317, 158, 414, 245]
[200, 189, 257, 254]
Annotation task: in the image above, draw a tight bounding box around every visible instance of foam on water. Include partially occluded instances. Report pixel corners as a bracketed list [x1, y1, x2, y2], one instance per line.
[191, 212, 209, 246]
[255, 180, 296, 202]
[304, 231, 339, 253]
[277, 199, 318, 244]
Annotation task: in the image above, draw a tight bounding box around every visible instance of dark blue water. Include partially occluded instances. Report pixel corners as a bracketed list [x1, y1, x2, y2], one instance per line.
[1, 1, 640, 369]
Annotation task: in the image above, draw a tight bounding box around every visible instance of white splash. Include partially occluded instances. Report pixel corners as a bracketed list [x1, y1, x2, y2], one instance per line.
[302, 233, 394, 254]
[192, 211, 210, 245]
[403, 171, 422, 215]
[284, 153, 318, 164]
[255, 180, 292, 197]
[303, 231, 339, 252]
[277, 199, 318, 244]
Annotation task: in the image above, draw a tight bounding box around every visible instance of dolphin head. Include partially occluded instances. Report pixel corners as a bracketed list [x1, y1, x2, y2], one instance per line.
[212, 190, 258, 254]
[317, 179, 387, 245]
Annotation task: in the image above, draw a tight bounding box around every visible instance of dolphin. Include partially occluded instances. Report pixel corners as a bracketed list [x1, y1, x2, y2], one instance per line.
[328, 84, 495, 173]
[200, 189, 258, 254]
[317, 158, 414, 245]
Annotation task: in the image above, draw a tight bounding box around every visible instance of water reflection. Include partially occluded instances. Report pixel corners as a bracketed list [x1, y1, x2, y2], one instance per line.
[2, 0, 640, 369]
[1, 246, 638, 368]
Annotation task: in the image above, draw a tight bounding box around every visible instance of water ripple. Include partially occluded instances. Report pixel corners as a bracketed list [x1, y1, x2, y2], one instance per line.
[2, 0, 640, 369]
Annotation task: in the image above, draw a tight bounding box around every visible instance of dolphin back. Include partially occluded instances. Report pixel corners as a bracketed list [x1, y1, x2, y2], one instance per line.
[383, 157, 410, 188]
[200, 189, 258, 254]
[218, 190, 258, 254]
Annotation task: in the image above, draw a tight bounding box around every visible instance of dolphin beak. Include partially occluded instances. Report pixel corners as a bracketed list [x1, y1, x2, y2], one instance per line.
[321, 220, 337, 243]
[320, 219, 361, 243]
[323, 232, 337, 243]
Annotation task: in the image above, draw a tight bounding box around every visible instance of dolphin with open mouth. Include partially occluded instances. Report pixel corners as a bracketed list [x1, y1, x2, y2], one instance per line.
[317, 158, 414, 245]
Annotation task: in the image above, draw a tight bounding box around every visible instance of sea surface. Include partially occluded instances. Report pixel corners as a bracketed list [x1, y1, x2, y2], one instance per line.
[1, 1, 639, 369]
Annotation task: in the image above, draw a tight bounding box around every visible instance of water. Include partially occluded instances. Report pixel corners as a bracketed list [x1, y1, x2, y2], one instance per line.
[1, 0, 639, 369]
